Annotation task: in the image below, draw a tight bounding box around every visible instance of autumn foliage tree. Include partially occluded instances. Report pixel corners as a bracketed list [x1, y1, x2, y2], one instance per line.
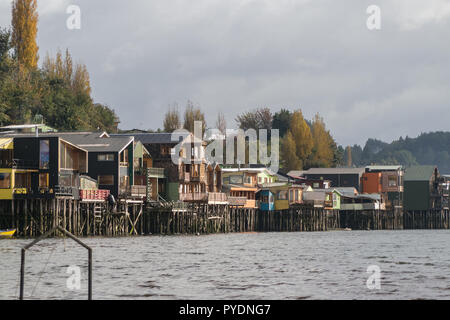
[11, 0, 38, 70]
[309, 113, 334, 167]
[281, 110, 313, 171]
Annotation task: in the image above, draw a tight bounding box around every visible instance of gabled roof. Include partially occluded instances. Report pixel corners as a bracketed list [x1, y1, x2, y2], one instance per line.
[114, 132, 195, 145]
[287, 170, 306, 178]
[3, 132, 133, 153]
[404, 165, 436, 181]
[56, 132, 133, 153]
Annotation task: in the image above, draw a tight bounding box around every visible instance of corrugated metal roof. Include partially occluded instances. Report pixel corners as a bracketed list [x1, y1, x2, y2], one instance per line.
[114, 132, 192, 145]
[404, 165, 436, 181]
[303, 191, 326, 201]
[304, 167, 365, 175]
[366, 165, 402, 172]
[287, 170, 305, 178]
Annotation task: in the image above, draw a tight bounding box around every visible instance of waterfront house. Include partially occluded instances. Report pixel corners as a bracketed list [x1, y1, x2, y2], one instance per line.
[10, 135, 88, 199]
[340, 193, 385, 211]
[259, 183, 290, 210]
[0, 138, 38, 200]
[258, 189, 275, 211]
[302, 167, 365, 191]
[404, 165, 439, 211]
[222, 167, 277, 187]
[125, 132, 209, 202]
[364, 165, 404, 209]
[302, 190, 327, 208]
[286, 170, 332, 189]
[313, 188, 342, 210]
[288, 184, 310, 206]
[223, 184, 258, 208]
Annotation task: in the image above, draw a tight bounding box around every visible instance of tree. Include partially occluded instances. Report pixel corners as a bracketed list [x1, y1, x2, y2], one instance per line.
[183, 100, 206, 134]
[289, 110, 313, 166]
[11, 0, 39, 70]
[272, 108, 292, 138]
[235, 107, 273, 131]
[216, 111, 226, 134]
[309, 113, 334, 167]
[163, 105, 181, 132]
[281, 131, 302, 172]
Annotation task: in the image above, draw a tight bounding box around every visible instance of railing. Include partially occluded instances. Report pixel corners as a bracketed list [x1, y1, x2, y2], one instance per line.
[55, 185, 78, 196]
[80, 189, 110, 201]
[228, 196, 248, 206]
[120, 185, 147, 198]
[147, 167, 165, 178]
[1, 159, 39, 169]
[208, 192, 228, 203]
[179, 192, 208, 202]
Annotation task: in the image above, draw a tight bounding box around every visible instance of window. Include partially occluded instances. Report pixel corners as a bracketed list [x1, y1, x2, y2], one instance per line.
[39, 140, 50, 169]
[59, 174, 73, 187]
[289, 190, 294, 201]
[0, 173, 11, 189]
[388, 176, 397, 187]
[98, 175, 114, 185]
[15, 172, 31, 188]
[98, 154, 114, 161]
[39, 173, 49, 188]
[278, 190, 288, 200]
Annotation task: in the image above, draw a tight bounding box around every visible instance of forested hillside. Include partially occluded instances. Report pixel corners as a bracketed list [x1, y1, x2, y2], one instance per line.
[344, 132, 450, 173]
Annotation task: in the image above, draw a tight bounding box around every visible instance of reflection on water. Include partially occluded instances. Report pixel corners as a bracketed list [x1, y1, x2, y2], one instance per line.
[1, 230, 450, 300]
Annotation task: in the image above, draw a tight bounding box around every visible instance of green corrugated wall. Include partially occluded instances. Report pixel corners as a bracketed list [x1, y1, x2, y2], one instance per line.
[404, 181, 430, 211]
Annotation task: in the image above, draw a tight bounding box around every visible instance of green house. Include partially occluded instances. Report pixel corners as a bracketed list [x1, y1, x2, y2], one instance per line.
[404, 165, 438, 211]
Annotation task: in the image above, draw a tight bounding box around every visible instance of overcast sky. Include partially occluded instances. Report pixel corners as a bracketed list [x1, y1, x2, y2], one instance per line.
[1, 0, 450, 146]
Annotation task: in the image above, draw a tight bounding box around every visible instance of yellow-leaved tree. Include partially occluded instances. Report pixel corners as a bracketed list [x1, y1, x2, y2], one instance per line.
[310, 113, 334, 167]
[281, 109, 313, 171]
[11, 0, 39, 70]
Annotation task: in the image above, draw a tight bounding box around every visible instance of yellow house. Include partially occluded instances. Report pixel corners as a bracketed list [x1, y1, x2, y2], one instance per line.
[0, 138, 36, 200]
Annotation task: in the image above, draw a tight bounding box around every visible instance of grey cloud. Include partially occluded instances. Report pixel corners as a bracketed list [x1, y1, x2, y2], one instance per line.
[1, 0, 449, 146]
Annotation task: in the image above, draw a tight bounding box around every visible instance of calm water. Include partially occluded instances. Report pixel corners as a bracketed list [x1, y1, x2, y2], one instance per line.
[1, 230, 450, 300]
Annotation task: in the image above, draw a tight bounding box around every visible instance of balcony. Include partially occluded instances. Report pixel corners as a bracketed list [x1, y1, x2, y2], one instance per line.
[228, 196, 248, 207]
[1, 159, 39, 169]
[179, 192, 208, 202]
[120, 185, 147, 198]
[208, 192, 228, 204]
[147, 167, 166, 179]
